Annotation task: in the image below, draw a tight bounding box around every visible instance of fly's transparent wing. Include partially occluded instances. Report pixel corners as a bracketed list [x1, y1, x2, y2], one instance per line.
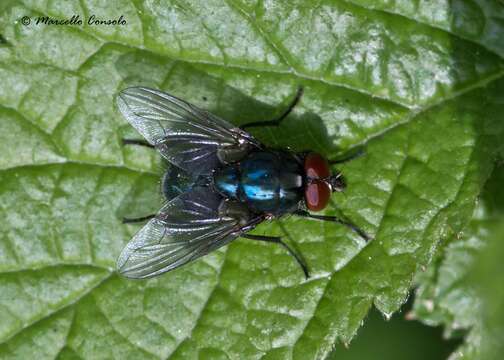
[117, 87, 258, 175]
[117, 187, 250, 279]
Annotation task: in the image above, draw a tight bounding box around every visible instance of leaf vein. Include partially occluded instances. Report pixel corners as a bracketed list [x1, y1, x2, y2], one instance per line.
[0, 271, 112, 346]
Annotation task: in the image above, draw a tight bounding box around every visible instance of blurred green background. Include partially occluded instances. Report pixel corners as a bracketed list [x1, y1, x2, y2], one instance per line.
[331, 299, 460, 360]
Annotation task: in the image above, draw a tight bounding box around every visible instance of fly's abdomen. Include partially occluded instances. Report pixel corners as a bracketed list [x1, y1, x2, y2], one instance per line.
[214, 151, 303, 215]
[162, 165, 195, 201]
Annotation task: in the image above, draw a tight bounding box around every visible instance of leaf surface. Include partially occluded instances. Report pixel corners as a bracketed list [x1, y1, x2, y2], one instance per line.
[411, 165, 504, 360]
[0, 1, 504, 359]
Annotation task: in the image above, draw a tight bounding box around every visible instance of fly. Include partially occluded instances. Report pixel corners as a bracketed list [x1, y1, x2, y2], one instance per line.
[116, 86, 371, 279]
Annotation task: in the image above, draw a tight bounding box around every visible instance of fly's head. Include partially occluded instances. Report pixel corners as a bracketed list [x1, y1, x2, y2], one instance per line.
[303, 152, 346, 212]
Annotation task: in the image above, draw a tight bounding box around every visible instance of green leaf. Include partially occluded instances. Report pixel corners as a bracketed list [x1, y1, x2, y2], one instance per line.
[411, 164, 504, 360]
[0, 1, 503, 359]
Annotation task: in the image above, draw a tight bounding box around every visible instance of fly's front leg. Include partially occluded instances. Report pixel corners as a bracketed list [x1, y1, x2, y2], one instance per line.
[241, 233, 310, 279]
[329, 148, 365, 165]
[240, 86, 303, 130]
[294, 210, 371, 242]
[122, 139, 155, 148]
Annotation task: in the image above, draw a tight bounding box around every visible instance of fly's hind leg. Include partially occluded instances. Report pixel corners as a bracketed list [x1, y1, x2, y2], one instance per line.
[122, 139, 154, 148]
[122, 214, 155, 224]
[240, 86, 303, 130]
[241, 233, 309, 279]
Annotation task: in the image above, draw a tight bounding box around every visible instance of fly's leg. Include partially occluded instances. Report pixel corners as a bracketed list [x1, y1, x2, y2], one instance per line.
[120, 135, 155, 222]
[240, 86, 303, 130]
[329, 148, 365, 165]
[122, 214, 155, 224]
[294, 210, 371, 242]
[241, 233, 310, 279]
[122, 139, 155, 148]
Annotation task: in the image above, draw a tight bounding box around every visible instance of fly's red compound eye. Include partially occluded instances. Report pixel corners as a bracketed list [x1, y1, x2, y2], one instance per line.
[305, 180, 331, 211]
[304, 152, 330, 179]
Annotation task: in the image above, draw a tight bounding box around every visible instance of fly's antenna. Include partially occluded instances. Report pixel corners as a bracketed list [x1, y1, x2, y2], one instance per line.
[328, 172, 346, 192]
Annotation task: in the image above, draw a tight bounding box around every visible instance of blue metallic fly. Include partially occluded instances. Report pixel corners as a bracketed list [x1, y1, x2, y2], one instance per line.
[116, 87, 370, 279]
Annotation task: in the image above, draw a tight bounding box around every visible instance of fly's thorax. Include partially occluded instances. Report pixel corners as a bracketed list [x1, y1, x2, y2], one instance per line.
[213, 150, 304, 216]
[213, 165, 240, 199]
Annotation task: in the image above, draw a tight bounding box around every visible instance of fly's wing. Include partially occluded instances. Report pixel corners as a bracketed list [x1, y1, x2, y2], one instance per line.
[117, 187, 251, 279]
[117, 87, 259, 176]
